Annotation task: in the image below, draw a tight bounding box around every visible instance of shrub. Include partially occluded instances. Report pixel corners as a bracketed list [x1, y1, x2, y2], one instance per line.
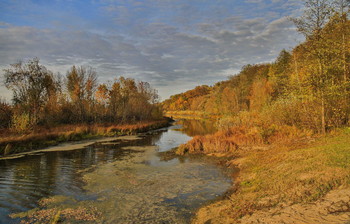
[11, 113, 31, 133]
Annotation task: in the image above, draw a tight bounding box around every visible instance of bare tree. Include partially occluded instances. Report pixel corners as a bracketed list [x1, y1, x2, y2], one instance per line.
[292, 0, 332, 38]
[333, 0, 350, 15]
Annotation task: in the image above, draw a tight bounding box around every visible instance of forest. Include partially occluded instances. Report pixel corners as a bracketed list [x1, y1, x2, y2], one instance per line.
[0, 60, 163, 133]
[165, 2, 350, 223]
[163, 1, 350, 137]
[0, 60, 166, 156]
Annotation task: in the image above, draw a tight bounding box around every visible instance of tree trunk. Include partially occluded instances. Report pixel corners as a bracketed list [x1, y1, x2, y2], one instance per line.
[318, 58, 326, 135]
[342, 32, 347, 82]
[321, 93, 326, 135]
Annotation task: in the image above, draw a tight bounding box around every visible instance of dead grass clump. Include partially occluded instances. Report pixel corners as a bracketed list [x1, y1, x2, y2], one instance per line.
[177, 134, 238, 155]
[177, 124, 310, 155]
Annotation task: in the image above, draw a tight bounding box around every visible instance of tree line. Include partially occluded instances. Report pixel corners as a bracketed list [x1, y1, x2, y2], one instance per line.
[1, 59, 162, 132]
[163, 0, 350, 134]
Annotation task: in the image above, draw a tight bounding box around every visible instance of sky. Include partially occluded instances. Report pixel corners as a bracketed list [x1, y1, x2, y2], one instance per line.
[0, 0, 304, 101]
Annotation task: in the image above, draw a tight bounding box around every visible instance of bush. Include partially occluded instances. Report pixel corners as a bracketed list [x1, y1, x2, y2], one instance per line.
[11, 113, 31, 133]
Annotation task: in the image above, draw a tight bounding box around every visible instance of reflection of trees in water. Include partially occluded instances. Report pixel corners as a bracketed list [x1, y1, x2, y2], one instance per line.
[149, 130, 165, 145]
[176, 119, 217, 136]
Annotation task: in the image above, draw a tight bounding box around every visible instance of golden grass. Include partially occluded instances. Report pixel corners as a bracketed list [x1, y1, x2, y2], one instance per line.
[193, 127, 350, 223]
[177, 132, 238, 155]
[177, 124, 311, 155]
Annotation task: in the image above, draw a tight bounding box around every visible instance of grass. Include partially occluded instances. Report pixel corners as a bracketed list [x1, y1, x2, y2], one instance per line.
[189, 127, 350, 223]
[177, 124, 311, 155]
[0, 119, 171, 157]
[177, 132, 239, 155]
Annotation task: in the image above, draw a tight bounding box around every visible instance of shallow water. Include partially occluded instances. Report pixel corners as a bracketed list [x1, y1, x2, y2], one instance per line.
[0, 119, 230, 223]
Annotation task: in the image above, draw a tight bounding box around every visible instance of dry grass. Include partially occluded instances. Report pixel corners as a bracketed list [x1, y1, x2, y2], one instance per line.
[177, 124, 311, 155]
[177, 132, 238, 155]
[0, 119, 170, 156]
[193, 127, 350, 223]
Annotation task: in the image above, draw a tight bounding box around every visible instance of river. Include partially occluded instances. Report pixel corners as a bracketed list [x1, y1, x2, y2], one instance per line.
[0, 119, 231, 223]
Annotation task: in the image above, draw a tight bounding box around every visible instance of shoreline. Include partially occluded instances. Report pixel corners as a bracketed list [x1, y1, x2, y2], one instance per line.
[186, 128, 350, 223]
[0, 118, 172, 160]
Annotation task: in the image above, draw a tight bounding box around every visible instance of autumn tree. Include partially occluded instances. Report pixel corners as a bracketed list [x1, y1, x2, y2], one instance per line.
[268, 50, 292, 98]
[292, 0, 334, 134]
[66, 65, 97, 123]
[3, 58, 57, 126]
[41, 73, 62, 125]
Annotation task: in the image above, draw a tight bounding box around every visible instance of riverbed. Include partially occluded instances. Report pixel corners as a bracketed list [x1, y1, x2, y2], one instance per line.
[0, 119, 231, 223]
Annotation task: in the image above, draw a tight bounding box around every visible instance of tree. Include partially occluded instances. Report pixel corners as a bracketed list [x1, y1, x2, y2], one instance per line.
[109, 81, 122, 121]
[333, 0, 350, 15]
[292, 0, 334, 134]
[3, 58, 56, 126]
[292, 0, 332, 38]
[66, 65, 97, 122]
[0, 98, 12, 129]
[333, 0, 350, 81]
[269, 50, 292, 98]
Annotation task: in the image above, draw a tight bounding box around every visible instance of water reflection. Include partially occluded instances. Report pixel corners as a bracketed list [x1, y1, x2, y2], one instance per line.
[175, 119, 218, 136]
[0, 120, 229, 223]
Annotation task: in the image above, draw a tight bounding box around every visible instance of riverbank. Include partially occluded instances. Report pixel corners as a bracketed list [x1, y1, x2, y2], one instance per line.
[0, 118, 172, 158]
[5, 120, 231, 223]
[178, 127, 350, 223]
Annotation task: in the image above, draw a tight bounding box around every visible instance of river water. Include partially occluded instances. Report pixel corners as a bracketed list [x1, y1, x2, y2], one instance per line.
[0, 119, 231, 223]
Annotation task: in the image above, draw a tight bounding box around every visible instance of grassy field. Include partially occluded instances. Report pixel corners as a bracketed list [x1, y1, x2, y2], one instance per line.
[187, 127, 350, 223]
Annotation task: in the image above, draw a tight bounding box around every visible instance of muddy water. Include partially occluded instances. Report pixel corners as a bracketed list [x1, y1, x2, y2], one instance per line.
[0, 119, 230, 223]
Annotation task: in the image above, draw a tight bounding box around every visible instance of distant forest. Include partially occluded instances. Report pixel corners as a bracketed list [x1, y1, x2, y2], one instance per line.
[163, 1, 350, 134]
[0, 61, 162, 132]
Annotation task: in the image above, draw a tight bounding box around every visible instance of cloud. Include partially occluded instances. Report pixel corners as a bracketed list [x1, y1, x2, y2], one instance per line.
[0, 0, 304, 100]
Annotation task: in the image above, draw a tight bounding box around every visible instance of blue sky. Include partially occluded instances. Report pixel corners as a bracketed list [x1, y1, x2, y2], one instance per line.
[0, 0, 304, 100]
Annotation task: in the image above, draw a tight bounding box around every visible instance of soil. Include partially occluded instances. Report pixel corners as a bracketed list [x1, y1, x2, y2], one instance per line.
[239, 188, 350, 224]
[193, 188, 350, 224]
